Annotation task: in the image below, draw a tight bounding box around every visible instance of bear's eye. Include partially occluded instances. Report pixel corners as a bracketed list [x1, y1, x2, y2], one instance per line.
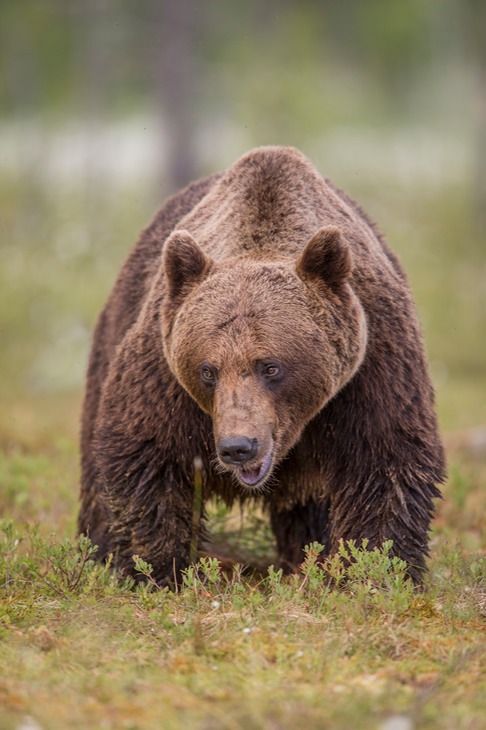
[199, 363, 217, 385]
[264, 364, 280, 377]
[258, 361, 284, 381]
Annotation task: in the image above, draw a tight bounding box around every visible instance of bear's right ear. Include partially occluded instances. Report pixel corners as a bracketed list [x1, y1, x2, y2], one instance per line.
[296, 226, 352, 290]
[163, 230, 213, 301]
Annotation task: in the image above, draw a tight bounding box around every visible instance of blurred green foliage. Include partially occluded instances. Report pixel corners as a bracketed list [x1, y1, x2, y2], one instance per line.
[0, 0, 480, 129]
[0, 0, 484, 432]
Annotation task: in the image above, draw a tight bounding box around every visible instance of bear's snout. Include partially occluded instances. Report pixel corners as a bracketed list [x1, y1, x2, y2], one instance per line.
[217, 436, 258, 465]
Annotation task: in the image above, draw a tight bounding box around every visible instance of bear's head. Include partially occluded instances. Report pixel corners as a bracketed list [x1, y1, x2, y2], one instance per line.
[161, 227, 367, 490]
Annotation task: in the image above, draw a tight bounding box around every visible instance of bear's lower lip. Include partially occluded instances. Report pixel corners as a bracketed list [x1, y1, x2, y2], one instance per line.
[237, 451, 273, 487]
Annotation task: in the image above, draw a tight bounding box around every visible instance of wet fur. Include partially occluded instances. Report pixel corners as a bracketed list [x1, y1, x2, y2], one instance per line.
[79, 146, 445, 585]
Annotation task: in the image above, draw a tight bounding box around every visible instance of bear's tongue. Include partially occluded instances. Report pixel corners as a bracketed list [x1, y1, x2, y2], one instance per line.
[239, 464, 263, 486]
[239, 452, 272, 486]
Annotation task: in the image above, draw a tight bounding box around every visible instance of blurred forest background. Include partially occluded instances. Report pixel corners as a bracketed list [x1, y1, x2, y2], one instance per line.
[1, 6, 485, 727]
[1, 0, 485, 438]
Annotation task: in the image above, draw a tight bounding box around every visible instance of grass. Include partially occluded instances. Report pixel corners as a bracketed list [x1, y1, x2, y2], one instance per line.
[0, 164, 485, 729]
[0, 443, 484, 730]
[0, 383, 484, 730]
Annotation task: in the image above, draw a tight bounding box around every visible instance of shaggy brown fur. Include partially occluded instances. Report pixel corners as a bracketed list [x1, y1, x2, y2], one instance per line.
[79, 146, 445, 585]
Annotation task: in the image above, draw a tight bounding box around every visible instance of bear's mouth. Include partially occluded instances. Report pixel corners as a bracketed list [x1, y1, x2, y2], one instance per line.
[236, 451, 273, 487]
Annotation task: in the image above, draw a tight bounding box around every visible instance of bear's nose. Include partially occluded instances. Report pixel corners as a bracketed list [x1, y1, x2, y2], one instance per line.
[217, 436, 258, 465]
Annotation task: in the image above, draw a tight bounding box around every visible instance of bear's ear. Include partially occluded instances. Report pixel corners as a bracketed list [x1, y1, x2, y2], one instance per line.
[296, 226, 352, 290]
[163, 230, 213, 300]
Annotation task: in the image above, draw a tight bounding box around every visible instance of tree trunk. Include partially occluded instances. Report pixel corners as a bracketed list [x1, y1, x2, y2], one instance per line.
[155, 0, 198, 193]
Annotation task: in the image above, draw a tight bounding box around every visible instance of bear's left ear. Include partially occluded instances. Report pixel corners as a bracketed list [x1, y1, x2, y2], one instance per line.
[296, 226, 352, 290]
[163, 230, 213, 300]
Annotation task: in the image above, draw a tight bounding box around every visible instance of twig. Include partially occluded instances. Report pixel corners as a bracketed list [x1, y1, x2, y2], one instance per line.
[190, 456, 203, 564]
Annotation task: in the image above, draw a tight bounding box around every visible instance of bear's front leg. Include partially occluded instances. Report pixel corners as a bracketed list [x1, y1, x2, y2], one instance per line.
[90, 324, 210, 586]
[319, 352, 445, 585]
[326, 465, 441, 585]
[99, 444, 197, 586]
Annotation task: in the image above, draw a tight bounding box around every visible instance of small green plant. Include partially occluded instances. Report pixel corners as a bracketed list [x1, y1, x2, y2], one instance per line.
[32, 533, 100, 596]
[197, 556, 223, 585]
[336, 539, 415, 614]
[132, 554, 159, 587]
[265, 564, 286, 595]
[0, 520, 128, 603]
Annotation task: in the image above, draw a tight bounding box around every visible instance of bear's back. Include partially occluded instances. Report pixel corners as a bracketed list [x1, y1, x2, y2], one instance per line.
[173, 147, 404, 288]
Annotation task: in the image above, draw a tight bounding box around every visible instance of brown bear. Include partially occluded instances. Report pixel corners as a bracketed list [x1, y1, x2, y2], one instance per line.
[79, 146, 445, 585]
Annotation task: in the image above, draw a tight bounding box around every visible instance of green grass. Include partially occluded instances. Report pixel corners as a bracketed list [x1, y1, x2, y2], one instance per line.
[0, 390, 484, 730]
[1, 170, 485, 729]
[0, 451, 485, 730]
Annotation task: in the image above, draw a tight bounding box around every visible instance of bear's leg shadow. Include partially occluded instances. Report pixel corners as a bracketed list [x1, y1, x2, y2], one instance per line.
[270, 498, 332, 572]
